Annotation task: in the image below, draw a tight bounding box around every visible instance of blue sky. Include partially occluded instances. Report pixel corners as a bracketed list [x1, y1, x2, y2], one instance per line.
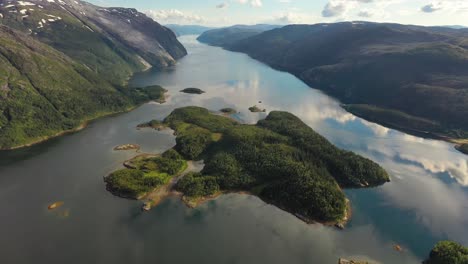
[87, 0, 468, 27]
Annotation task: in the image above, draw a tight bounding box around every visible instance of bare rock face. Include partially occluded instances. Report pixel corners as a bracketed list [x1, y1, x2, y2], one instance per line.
[75, 4, 187, 68]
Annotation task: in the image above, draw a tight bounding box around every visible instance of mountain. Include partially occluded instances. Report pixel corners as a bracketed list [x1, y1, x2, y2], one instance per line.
[1, 0, 186, 84]
[165, 24, 214, 36]
[0, 0, 186, 149]
[197, 24, 281, 46]
[199, 22, 468, 141]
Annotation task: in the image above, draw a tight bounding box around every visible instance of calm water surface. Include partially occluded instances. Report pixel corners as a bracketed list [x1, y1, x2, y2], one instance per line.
[0, 36, 467, 264]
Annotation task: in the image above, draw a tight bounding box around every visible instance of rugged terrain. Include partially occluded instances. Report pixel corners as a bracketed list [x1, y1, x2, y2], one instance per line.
[0, 0, 186, 149]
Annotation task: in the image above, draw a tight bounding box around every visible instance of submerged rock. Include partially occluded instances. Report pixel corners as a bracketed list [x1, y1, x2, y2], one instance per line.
[142, 203, 151, 211]
[114, 144, 140, 151]
[48, 201, 64, 210]
[338, 258, 370, 264]
[393, 244, 403, 252]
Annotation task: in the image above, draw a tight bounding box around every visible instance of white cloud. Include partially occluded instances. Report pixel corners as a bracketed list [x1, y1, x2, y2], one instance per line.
[420, 1, 468, 14]
[358, 9, 373, 17]
[322, 1, 348, 17]
[421, 2, 443, 13]
[236, 0, 263, 8]
[145, 9, 204, 24]
[321, 0, 377, 18]
[271, 11, 315, 24]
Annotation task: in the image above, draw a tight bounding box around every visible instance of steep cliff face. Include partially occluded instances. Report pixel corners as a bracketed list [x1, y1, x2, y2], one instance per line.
[0, 0, 187, 83]
[0, 0, 187, 149]
[74, 4, 187, 67]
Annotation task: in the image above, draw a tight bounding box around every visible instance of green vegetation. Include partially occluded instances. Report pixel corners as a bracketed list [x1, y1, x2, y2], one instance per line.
[0, 27, 168, 150]
[180, 88, 205, 94]
[159, 106, 389, 223]
[137, 119, 167, 130]
[105, 149, 187, 198]
[124, 85, 168, 104]
[456, 144, 468, 155]
[249, 105, 266, 113]
[176, 172, 220, 197]
[164, 107, 237, 160]
[424, 241, 468, 264]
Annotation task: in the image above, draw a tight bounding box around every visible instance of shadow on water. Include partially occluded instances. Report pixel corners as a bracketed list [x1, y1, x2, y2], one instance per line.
[0, 137, 62, 167]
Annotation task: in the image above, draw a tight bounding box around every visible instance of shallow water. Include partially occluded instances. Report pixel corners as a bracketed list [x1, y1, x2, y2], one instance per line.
[0, 35, 466, 264]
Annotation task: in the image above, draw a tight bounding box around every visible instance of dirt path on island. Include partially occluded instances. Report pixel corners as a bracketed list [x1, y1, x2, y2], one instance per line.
[142, 160, 204, 210]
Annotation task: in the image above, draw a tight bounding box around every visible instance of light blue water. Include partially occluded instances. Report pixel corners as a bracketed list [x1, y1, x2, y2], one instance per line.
[0, 35, 466, 264]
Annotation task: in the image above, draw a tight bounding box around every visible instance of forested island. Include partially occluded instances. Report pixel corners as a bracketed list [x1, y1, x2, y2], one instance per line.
[424, 241, 468, 264]
[106, 106, 389, 224]
[248, 105, 266, 113]
[180, 88, 205, 94]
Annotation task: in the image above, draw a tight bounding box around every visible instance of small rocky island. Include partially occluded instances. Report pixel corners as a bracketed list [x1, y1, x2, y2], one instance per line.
[180, 87, 205, 94]
[137, 120, 168, 131]
[105, 106, 390, 225]
[129, 85, 168, 104]
[338, 258, 371, 264]
[220, 108, 237, 115]
[114, 144, 140, 151]
[249, 105, 266, 113]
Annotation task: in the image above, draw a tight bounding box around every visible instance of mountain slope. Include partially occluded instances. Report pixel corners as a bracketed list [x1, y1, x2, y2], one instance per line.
[200, 22, 468, 140]
[0, 0, 187, 149]
[0, 0, 187, 84]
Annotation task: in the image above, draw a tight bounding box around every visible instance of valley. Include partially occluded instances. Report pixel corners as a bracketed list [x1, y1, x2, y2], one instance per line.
[198, 22, 468, 152]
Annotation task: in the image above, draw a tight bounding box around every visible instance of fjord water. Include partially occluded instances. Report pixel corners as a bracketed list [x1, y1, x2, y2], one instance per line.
[0, 36, 467, 264]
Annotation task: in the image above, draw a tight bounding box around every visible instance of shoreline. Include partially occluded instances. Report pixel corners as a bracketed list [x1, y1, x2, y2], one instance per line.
[0, 92, 169, 152]
[0, 107, 137, 151]
[177, 190, 352, 228]
[216, 45, 468, 153]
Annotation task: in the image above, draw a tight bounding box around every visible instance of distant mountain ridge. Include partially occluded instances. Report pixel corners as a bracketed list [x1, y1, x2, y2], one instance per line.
[197, 24, 281, 46]
[165, 24, 214, 36]
[198, 22, 468, 142]
[0, 0, 186, 149]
